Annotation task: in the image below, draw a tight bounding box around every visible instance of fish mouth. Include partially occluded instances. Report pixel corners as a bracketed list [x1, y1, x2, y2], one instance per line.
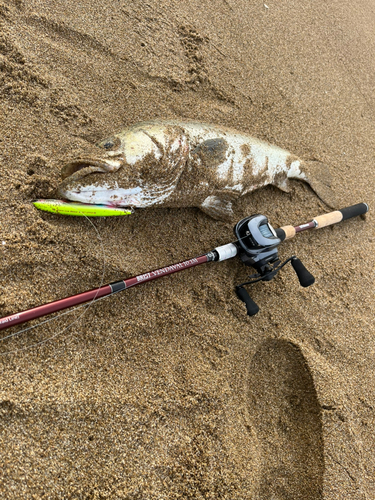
[57, 180, 143, 207]
[61, 158, 122, 180]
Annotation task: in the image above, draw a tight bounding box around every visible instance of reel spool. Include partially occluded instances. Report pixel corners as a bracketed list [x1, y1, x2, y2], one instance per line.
[234, 214, 281, 277]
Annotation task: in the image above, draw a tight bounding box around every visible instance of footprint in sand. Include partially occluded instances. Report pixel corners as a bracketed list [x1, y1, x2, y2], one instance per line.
[248, 339, 324, 500]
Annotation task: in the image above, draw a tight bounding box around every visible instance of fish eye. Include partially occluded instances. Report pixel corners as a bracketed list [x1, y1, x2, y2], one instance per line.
[96, 136, 121, 151]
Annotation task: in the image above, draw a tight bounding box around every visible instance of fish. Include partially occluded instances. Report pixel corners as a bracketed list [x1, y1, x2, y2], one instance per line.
[57, 120, 335, 219]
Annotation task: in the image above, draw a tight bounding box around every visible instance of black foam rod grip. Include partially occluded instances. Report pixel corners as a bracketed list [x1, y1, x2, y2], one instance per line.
[291, 258, 315, 287]
[339, 203, 369, 220]
[236, 287, 260, 316]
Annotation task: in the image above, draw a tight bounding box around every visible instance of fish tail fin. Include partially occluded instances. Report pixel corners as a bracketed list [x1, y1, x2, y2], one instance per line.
[302, 160, 337, 208]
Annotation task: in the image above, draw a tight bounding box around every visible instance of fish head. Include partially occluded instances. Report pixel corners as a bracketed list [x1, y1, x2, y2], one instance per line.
[60, 132, 125, 179]
[57, 123, 190, 207]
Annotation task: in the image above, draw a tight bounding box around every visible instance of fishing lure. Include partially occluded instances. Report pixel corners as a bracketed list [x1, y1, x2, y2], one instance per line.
[33, 199, 132, 217]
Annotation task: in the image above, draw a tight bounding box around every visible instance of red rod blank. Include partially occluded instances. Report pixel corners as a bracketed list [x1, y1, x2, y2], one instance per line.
[0, 255, 209, 332]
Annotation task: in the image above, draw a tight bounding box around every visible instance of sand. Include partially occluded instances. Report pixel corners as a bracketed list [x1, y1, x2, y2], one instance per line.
[0, 0, 374, 498]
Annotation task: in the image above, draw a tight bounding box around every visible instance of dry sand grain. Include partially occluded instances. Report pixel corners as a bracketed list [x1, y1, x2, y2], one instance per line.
[0, 0, 374, 498]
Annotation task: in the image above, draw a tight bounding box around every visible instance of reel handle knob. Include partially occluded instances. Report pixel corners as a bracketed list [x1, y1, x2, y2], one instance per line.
[291, 257, 315, 287]
[236, 287, 260, 316]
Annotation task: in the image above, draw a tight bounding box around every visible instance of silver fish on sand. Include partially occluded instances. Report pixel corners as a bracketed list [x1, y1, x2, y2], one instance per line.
[58, 120, 334, 219]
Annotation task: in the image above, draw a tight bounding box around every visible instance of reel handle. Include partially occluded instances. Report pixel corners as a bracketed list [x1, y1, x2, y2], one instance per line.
[236, 287, 260, 316]
[291, 257, 315, 287]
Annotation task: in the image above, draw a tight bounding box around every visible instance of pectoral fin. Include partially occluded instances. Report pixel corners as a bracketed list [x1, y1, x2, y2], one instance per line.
[200, 195, 234, 220]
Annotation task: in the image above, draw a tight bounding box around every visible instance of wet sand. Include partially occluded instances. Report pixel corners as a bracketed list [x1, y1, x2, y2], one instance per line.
[0, 0, 374, 498]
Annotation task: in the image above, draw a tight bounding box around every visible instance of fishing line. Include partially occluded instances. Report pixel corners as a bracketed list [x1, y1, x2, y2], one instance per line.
[0, 289, 125, 356]
[0, 212, 108, 355]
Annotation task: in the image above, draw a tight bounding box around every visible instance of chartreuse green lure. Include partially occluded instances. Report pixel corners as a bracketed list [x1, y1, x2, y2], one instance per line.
[33, 199, 132, 217]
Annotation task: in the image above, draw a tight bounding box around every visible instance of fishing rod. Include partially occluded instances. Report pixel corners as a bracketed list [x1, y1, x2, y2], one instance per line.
[0, 202, 368, 331]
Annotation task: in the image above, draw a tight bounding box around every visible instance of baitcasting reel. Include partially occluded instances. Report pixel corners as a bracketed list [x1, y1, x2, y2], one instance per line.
[233, 214, 315, 316]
